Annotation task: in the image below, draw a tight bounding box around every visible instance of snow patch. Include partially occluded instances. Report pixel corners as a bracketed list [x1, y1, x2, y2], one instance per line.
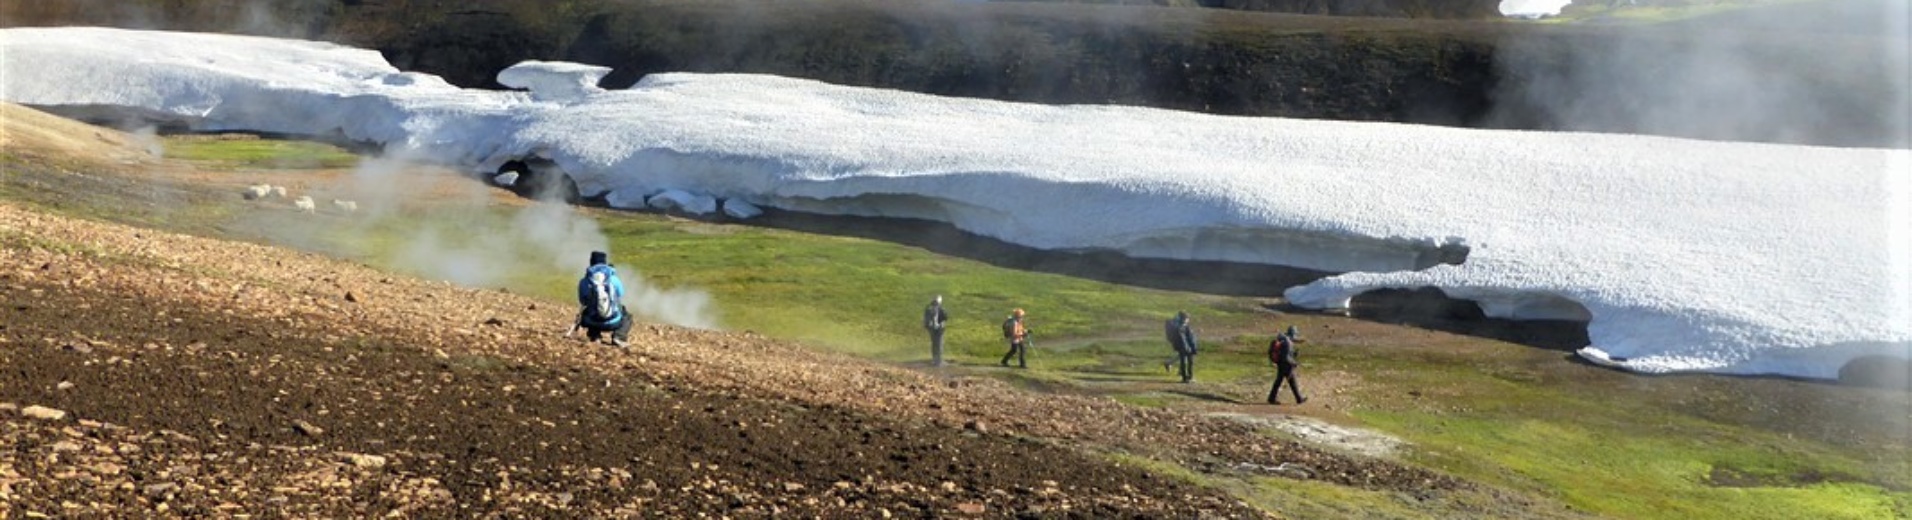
[2, 27, 1907, 381]
[1500, 0, 1574, 18]
[647, 189, 718, 216]
[722, 199, 764, 220]
[496, 61, 610, 102]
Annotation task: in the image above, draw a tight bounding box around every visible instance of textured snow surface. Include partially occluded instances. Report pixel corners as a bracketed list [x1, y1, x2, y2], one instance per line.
[1500, 0, 1575, 18]
[4, 27, 1907, 379]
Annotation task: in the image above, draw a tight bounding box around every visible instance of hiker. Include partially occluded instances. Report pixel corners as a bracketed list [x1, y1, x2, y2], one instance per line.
[1164, 311, 1197, 383]
[1000, 308, 1029, 368]
[1267, 326, 1307, 405]
[569, 250, 632, 347]
[924, 295, 949, 366]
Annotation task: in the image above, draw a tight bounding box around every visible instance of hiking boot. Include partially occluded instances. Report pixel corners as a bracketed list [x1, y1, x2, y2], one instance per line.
[613, 339, 630, 348]
[1297, 396, 1309, 405]
[1162, 361, 1172, 373]
[1267, 399, 1280, 405]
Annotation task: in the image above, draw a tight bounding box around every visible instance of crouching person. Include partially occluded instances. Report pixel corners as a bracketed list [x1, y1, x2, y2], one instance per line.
[571, 250, 633, 347]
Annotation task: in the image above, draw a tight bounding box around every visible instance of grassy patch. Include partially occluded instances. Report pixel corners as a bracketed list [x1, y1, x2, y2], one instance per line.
[590, 215, 1266, 362]
[1332, 354, 1911, 520]
[161, 136, 360, 170]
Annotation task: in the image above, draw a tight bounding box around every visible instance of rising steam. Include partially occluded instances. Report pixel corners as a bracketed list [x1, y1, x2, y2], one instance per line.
[240, 152, 720, 330]
[1492, 0, 1910, 148]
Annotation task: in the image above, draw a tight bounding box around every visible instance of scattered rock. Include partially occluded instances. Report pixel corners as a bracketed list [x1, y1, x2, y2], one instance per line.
[344, 292, 358, 303]
[963, 420, 987, 434]
[62, 343, 93, 354]
[956, 502, 986, 515]
[341, 452, 387, 469]
[483, 317, 505, 327]
[293, 420, 324, 437]
[143, 483, 177, 497]
[56, 380, 74, 391]
[22, 405, 68, 421]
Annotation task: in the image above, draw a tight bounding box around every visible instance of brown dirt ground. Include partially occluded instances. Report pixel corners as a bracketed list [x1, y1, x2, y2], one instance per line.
[0, 103, 1513, 518]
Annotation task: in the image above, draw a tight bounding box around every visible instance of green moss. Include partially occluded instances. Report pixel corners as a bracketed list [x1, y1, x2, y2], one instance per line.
[161, 137, 360, 170]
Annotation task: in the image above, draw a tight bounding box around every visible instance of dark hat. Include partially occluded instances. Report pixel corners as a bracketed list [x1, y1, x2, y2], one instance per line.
[589, 251, 609, 266]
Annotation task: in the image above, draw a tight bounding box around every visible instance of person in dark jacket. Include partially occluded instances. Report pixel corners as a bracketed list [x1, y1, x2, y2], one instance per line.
[924, 295, 950, 366]
[570, 251, 632, 347]
[1267, 327, 1307, 404]
[1165, 311, 1197, 383]
[1000, 308, 1029, 368]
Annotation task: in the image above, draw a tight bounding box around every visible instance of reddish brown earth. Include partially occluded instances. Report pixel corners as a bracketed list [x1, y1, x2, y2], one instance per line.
[0, 174, 1489, 518]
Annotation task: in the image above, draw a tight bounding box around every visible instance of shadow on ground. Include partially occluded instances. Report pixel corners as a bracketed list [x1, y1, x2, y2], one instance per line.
[1270, 287, 1592, 352]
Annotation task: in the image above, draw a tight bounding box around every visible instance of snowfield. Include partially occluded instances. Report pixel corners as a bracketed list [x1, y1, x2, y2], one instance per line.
[3, 27, 1907, 380]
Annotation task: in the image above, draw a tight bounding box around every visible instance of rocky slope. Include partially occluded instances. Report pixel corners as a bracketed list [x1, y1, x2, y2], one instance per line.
[0, 111, 1511, 515]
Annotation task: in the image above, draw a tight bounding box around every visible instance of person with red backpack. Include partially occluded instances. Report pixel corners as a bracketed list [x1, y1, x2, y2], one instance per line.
[1267, 325, 1307, 405]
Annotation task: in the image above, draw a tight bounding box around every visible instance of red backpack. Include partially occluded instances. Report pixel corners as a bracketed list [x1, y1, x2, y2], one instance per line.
[1268, 335, 1293, 365]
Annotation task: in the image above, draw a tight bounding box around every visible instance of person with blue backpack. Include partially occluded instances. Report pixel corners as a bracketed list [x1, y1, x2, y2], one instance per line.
[569, 250, 632, 347]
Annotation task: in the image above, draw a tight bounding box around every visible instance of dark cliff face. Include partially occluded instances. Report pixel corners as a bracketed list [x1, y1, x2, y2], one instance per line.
[557, 3, 1503, 127]
[3, 0, 1905, 148]
[1207, 0, 1502, 19]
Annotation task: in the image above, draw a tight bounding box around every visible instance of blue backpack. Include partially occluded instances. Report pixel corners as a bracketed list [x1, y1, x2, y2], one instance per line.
[578, 264, 622, 325]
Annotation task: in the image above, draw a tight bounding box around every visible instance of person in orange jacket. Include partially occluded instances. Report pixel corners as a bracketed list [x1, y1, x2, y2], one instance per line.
[999, 308, 1029, 368]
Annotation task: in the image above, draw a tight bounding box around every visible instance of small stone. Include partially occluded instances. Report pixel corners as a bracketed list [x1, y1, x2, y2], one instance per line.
[341, 453, 387, 468]
[963, 420, 986, 434]
[782, 482, 805, 492]
[956, 502, 986, 515]
[344, 292, 358, 303]
[483, 317, 505, 327]
[56, 381, 74, 391]
[293, 420, 323, 437]
[51, 441, 82, 452]
[62, 343, 92, 354]
[23, 405, 67, 421]
[144, 483, 177, 497]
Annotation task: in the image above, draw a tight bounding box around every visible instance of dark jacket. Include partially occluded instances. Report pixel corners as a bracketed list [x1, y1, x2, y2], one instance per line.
[1271, 334, 1298, 366]
[1165, 318, 1197, 355]
[924, 303, 948, 331]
